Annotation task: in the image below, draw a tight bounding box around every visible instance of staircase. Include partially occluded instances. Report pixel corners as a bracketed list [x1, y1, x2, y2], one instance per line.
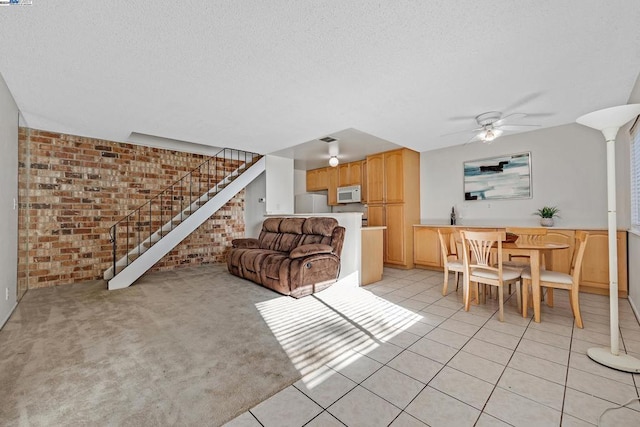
[105, 148, 264, 290]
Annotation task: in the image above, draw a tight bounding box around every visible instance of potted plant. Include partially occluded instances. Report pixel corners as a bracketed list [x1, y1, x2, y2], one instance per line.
[534, 206, 560, 227]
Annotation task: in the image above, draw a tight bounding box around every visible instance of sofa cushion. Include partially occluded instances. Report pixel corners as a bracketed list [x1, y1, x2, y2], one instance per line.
[290, 244, 333, 259]
[302, 217, 338, 236]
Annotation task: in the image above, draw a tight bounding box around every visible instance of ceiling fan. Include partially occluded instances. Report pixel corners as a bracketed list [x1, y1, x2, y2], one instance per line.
[445, 111, 541, 144]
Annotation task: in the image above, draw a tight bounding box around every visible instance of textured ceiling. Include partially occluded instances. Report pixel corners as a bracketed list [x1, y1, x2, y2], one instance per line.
[1, 1, 639, 160]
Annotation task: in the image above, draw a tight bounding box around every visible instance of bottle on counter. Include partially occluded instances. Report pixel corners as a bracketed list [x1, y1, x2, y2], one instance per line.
[450, 206, 457, 225]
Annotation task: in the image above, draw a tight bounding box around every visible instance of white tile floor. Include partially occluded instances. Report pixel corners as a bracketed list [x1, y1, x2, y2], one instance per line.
[226, 268, 640, 427]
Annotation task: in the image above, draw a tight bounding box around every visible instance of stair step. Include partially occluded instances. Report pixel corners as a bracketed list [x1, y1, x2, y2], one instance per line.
[172, 219, 182, 225]
[196, 200, 209, 206]
[116, 265, 126, 274]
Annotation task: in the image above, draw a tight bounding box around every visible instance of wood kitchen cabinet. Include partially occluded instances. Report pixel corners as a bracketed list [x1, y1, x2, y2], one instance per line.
[366, 154, 384, 203]
[306, 167, 328, 191]
[361, 160, 367, 204]
[579, 230, 627, 297]
[413, 226, 441, 268]
[365, 149, 420, 268]
[338, 161, 363, 187]
[327, 166, 338, 206]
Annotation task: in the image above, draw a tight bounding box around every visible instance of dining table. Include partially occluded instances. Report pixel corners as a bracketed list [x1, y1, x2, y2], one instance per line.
[502, 240, 570, 322]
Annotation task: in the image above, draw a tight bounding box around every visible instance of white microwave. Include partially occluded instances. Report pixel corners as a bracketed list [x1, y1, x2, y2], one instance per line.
[337, 185, 361, 204]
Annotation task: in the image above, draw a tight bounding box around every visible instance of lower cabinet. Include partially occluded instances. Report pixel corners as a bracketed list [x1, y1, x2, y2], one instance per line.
[369, 204, 414, 268]
[413, 227, 441, 268]
[413, 226, 628, 297]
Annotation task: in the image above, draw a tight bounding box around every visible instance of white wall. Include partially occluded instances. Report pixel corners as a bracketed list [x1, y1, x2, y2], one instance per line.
[244, 171, 266, 238]
[244, 156, 295, 237]
[265, 155, 294, 215]
[421, 123, 608, 228]
[294, 169, 306, 195]
[0, 73, 18, 327]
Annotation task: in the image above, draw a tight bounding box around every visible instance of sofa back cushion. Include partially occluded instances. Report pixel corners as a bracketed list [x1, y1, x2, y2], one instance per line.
[299, 217, 338, 247]
[258, 217, 340, 253]
[258, 217, 306, 252]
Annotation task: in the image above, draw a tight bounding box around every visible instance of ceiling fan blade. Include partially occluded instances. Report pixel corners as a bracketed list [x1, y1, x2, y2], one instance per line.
[502, 92, 544, 112]
[464, 133, 482, 144]
[492, 113, 527, 127]
[497, 124, 541, 131]
[440, 127, 482, 137]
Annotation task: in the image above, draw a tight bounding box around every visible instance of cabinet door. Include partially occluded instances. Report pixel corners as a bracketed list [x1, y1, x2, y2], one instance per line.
[306, 168, 328, 191]
[544, 229, 575, 274]
[385, 204, 405, 265]
[350, 161, 362, 186]
[414, 227, 441, 268]
[338, 164, 350, 187]
[306, 169, 318, 192]
[327, 167, 338, 206]
[384, 150, 404, 203]
[316, 168, 328, 190]
[361, 161, 367, 204]
[368, 204, 385, 227]
[366, 154, 384, 203]
[580, 230, 627, 296]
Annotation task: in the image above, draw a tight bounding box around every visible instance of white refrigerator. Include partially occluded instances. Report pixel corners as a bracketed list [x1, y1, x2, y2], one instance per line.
[294, 193, 331, 213]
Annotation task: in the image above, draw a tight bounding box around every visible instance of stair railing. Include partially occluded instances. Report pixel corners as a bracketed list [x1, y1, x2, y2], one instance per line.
[108, 148, 261, 277]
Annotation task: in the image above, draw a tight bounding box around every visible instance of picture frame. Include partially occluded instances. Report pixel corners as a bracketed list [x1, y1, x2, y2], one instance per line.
[463, 152, 532, 201]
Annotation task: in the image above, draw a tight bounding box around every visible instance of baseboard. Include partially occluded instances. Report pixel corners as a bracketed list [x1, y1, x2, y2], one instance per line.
[0, 301, 18, 330]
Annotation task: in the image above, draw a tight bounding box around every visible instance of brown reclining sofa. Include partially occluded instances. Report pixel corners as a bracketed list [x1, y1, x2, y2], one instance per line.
[227, 217, 345, 298]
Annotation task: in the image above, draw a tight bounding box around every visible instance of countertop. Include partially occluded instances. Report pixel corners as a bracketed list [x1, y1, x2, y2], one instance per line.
[413, 221, 627, 231]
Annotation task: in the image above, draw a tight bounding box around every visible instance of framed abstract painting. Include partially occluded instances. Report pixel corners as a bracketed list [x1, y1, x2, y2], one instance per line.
[463, 152, 532, 201]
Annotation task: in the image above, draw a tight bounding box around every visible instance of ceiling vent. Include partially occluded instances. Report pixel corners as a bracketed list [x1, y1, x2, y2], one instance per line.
[319, 136, 337, 143]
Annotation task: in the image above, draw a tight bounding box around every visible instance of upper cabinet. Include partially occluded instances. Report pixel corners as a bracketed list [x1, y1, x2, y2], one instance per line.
[338, 161, 363, 187]
[366, 154, 385, 203]
[327, 166, 338, 205]
[306, 167, 329, 192]
[366, 148, 419, 204]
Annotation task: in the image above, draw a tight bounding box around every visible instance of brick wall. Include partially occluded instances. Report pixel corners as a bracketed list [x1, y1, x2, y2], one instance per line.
[18, 128, 247, 289]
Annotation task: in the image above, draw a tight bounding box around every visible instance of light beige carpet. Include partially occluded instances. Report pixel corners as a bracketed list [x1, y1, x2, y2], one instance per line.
[0, 265, 308, 426]
[1, 264, 426, 426]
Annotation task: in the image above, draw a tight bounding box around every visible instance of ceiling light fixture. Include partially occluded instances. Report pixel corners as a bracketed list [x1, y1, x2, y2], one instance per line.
[329, 156, 339, 167]
[480, 127, 503, 142]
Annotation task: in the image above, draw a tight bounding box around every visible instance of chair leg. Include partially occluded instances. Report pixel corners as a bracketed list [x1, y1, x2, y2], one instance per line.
[547, 288, 554, 307]
[569, 286, 583, 328]
[464, 279, 471, 312]
[515, 280, 522, 312]
[522, 279, 529, 318]
[442, 268, 449, 296]
[498, 285, 504, 322]
[455, 272, 460, 292]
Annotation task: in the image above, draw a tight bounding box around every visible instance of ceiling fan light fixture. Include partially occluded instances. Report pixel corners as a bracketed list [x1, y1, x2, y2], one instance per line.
[329, 156, 339, 167]
[480, 128, 503, 142]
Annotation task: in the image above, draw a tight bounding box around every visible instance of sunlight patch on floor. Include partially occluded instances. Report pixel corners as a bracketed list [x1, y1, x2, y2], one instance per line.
[255, 283, 423, 387]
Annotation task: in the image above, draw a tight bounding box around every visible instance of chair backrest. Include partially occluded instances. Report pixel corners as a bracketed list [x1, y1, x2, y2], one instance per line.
[505, 227, 547, 244]
[437, 228, 456, 266]
[460, 230, 506, 274]
[569, 230, 590, 283]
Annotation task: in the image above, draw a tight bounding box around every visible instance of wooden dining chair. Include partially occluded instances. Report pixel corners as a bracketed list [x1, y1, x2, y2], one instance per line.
[438, 228, 464, 296]
[503, 227, 548, 269]
[460, 230, 523, 321]
[521, 231, 589, 328]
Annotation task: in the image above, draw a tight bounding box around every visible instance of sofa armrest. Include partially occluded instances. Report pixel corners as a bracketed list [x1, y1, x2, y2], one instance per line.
[289, 244, 334, 259]
[232, 238, 260, 249]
